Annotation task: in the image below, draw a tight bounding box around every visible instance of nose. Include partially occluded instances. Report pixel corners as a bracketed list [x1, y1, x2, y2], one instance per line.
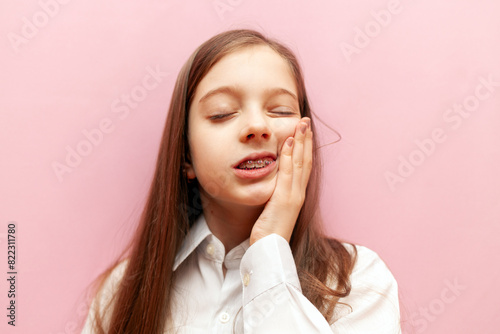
[239, 109, 271, 142]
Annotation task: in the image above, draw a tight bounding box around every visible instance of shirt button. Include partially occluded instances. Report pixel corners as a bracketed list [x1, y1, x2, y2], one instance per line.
[219, 312, 230, 323]
[206, 243, 215, 256]
[242, 273, 250, 286]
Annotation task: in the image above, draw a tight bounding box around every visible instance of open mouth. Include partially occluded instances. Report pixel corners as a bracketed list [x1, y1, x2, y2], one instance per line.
[233, 158, 277, 179]
[236, 157, 275, 170]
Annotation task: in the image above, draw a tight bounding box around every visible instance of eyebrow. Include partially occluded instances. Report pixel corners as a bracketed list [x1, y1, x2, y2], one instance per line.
[197, 85, 298, 104]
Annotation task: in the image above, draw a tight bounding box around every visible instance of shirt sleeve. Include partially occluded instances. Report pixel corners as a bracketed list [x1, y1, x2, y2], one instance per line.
[239, 234, 401, 334]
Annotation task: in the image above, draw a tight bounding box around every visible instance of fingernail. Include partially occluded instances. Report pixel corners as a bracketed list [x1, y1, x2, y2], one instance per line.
[300, 123, 307, 134]
[304, 119, 310, 127]
[286, 137, 294, 147]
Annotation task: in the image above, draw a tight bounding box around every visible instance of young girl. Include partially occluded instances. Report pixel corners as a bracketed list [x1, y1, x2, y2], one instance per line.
[81, 29, 401, 333]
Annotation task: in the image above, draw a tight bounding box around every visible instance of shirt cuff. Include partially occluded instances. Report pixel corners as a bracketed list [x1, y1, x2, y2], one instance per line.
[240, 233, 301, 305]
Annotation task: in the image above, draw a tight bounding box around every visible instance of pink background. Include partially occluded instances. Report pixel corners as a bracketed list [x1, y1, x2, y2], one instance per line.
[1, 0, 499, 333]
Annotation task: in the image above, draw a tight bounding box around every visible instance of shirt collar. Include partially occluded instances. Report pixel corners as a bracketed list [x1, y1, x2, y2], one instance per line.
[173, 214, 212, 271]
[172, 213, 252, 271]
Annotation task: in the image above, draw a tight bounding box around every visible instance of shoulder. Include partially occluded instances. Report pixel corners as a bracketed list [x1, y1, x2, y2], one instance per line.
[331, 243, 401, 333]
[341, 242, 399, 297]
[98, 258, 130, 299]
[343, 243, 398, 283]
[81, 258, 130, 333]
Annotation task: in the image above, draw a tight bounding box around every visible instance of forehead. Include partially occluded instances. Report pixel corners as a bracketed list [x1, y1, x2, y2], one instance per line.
[192, 45, 297, 104]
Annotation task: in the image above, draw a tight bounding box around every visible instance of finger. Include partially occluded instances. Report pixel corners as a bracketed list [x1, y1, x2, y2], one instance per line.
[301, 119, 313, 191]
[276, 134, 294, 195]
[291, 118, 308, 196]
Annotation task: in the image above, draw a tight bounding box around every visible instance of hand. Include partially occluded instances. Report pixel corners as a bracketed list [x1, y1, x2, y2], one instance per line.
[249, 117, 313, 245]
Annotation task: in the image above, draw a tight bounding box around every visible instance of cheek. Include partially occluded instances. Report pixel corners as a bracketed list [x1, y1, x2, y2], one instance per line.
[271, 118, 300, 141]
[188, 122, 212, 156]
[188, 130, 227, 171]
[190, 139, 218, 165]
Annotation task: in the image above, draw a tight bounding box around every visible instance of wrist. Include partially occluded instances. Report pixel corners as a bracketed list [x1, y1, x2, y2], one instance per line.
[249, 229, 292, 246]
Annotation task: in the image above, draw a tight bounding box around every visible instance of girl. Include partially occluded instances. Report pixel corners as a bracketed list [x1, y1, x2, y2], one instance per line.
[82, 29, 401, 333]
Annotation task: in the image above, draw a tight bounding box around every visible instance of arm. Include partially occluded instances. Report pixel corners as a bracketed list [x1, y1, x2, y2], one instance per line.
[240, 235, 401, 333]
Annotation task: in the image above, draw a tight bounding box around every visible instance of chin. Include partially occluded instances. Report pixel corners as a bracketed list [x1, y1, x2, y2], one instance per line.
[242, 195, 271, 206]
[237, 185, 275, 206]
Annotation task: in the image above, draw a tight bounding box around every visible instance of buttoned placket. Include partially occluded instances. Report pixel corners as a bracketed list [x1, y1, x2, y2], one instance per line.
[199, 235, 248, 333]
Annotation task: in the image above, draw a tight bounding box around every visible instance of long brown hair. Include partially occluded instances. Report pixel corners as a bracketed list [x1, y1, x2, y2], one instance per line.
[85, 28, 357, 333]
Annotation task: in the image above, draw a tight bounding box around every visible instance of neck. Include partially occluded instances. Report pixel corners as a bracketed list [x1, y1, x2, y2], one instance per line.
[200, 191, 265, 253]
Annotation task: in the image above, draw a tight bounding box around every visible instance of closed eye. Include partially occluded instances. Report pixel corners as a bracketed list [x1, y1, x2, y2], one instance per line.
[209, 113, 235, 120]
[209, 110, 296, 121]
[272, 111, 295, 115]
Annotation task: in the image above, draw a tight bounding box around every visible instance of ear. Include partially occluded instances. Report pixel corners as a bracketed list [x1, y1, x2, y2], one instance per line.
[183, 152, 196, 180]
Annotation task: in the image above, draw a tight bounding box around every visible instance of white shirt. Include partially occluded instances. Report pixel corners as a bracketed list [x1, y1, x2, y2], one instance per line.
[82, 214, 401, 333]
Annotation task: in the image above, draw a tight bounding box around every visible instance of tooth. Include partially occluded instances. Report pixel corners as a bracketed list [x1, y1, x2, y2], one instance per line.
[238, 157, 274, 169]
